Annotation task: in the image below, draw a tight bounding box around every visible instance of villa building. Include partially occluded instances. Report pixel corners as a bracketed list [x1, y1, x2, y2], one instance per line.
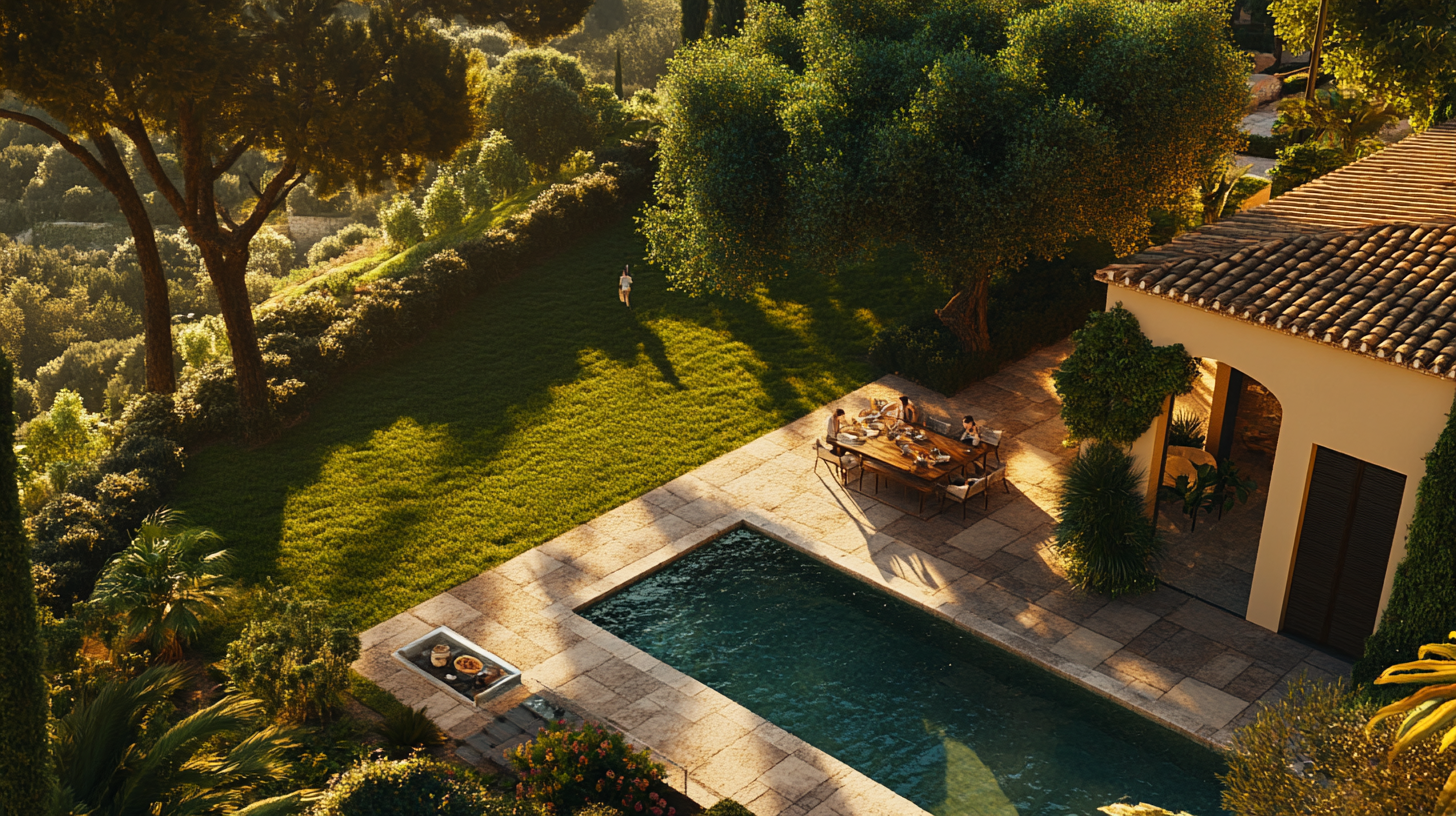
[1099, 120, 1456, 656]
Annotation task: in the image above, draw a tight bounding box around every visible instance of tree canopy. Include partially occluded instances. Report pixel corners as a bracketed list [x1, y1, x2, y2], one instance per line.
[0, 0, 592, 432]
[1271, 0, 1456, 130]
[483, 49, 624, 174]
[640, 0, 1248, 351]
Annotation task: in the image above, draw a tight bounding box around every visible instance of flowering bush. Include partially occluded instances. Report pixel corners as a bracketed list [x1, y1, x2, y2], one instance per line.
[511, 720, 676, 816]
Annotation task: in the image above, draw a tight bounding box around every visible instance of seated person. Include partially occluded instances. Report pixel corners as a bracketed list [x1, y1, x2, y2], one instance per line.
[899, 396, 919, 425]
[826, 408, 845, 443]
[960, 414, 980, 443]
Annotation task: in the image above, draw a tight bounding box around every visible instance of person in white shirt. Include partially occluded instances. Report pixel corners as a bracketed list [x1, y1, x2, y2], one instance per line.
[618, 266, 633, 307]
[826, 408, 845, 443]
[961, 414, 979, 443]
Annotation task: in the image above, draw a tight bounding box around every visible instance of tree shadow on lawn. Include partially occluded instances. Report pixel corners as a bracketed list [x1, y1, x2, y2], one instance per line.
[173, 220, 950, 626]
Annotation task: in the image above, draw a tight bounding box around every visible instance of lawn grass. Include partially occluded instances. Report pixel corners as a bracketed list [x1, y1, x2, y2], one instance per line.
[172, 217, 949, 629]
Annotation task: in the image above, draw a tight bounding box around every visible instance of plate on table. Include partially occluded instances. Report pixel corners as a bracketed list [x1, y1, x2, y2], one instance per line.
[455, 655, 484, 674]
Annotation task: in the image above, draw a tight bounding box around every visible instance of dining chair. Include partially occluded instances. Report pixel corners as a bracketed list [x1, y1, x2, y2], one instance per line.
[980, 461, 1010, 508]
[814, 439, 863, 487]
[939, 477, 988, 520]
[925, 417, 954, 436]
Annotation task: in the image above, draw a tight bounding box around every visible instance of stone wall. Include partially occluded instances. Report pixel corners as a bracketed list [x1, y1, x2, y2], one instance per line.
[285, 215, 352, 253]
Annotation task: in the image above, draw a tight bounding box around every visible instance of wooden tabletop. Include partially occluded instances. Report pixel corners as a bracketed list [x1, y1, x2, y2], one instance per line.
[840, 418, 988, 483]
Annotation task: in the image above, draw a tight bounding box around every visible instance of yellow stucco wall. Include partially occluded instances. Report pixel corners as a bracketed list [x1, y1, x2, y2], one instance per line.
[1113, 290, 1455, 633]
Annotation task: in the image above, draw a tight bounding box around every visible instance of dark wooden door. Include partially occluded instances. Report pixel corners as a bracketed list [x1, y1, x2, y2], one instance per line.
[1283, 447, 1406, 657]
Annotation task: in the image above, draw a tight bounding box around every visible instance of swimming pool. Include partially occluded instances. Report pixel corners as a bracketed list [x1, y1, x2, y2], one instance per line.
[582, 528, 1228, 815]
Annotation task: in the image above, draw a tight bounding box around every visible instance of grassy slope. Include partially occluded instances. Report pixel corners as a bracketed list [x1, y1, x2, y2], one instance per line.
[172, 218, 946, 629]
[270, 183, 552, 301]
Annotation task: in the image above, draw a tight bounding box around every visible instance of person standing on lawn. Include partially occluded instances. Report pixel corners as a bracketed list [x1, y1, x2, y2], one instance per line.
[619, 265, 633, 307]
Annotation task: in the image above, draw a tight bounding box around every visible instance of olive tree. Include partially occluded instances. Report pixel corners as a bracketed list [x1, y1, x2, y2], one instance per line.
[0, 0, 592, 435]
[641, 0, 1248, 353]
[483, 49, 627, 176]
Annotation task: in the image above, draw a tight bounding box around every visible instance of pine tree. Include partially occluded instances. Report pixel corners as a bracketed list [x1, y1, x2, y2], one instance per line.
[682, 0, 710, 43]
[0, 352, 51, 813]
[615, 46, 625, 100]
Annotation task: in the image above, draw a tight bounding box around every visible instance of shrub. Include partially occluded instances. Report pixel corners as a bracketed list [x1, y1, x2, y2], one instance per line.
[176, 315, 232, 371]
[476, 130, 533, 198]
[379, 195, 425, 251]
[12, 377, 38, 421]
[310, 757, 502, 816]
[1242, 133, 1285, 159]
[1053, 441, 1162, 598]
[59, 185, 99, 221]
[1355, 391, 1456, 684]
[31, 222, 131, 251]
[511, 720, 676, 816]
[27, 493, 121, 610]
[1269, 141, 1350, 196]
[247, 228, 298, 278]
[371, 704, 445, 758]
[1167, 410, 1206, 448]
[173, 361, 241, 441]
[34, 336, 144, 413]
[703, 801, 753, 816]
[118, 394, 179, 442]
[1052, 305, 1198, 445]
[306, 223, 378, 266]
[288, 177, 355, 217]
[255, 290, 346, 338]
[1221, 676, 1456, 815]
[421, 173, 466, 238]
[225, 585, 360, 724]
[18, 389, 108, 485]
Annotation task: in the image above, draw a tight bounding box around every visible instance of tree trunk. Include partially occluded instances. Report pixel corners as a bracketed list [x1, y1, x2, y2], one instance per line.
[936, 276, 992, 354]
[112, 189, 176, 395]
[200, 247, 272, 437]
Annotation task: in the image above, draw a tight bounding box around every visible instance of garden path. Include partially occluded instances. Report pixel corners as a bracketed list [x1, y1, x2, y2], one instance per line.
[353, 339, 1351, 816]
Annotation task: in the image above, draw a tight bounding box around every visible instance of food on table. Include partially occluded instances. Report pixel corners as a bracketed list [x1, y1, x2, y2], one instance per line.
[454, 655, 484, 674]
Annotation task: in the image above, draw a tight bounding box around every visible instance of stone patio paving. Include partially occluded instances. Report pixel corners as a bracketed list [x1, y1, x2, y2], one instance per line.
[353, 339, 1352, 816]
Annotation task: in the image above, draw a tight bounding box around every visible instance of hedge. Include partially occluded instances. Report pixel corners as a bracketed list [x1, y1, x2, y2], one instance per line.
[1354, 392, 1456, 685]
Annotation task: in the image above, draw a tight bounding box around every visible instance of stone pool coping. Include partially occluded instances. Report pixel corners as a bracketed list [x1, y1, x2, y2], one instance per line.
[354, 345, 1351, 815]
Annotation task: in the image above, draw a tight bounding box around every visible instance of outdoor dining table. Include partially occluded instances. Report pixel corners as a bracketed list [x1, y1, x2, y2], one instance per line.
[838, 415, 992, 514]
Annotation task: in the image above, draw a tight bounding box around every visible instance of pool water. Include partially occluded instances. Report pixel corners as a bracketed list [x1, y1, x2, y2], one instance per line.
[582, 528, 1229, 816]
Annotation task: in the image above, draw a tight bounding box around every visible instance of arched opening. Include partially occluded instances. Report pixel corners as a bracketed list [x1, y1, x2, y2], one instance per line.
[1154, 360, 1283, 617]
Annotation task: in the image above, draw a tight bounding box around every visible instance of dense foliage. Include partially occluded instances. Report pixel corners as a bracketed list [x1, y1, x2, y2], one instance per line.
[1356, 393, 1456, 684]
[484, 49, 629, 175]
[1221, 677, 1456, 815]
[89, 510, 230, 660]
[310, 757, 519, 816]
[1270, 0, 1456, 129]
[0, 351, 50, 814]
[1268, 142, 1351, 197]
[1367, 633, 1456, 814]
[511, 720, 675, 816]
[869, 244, 1110, 394]
[225, 585, 361, 724]
[641, 0, 1248, 351]
[1053, 305, 1198, 445]
[550, 0, 681, 91]
[0, 0, 590, 433]
[1053, 440, 1162, 597]
[51, 664, 305, 816]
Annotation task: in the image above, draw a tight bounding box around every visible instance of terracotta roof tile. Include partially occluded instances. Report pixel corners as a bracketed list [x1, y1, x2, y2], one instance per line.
[1099, 121, 1456, 379]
